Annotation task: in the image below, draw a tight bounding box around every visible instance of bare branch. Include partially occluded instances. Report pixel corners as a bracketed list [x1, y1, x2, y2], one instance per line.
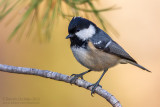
[0, 64, 122, 107]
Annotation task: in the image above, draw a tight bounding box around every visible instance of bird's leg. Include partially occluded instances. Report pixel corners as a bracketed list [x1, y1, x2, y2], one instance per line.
[87, 69, 108, 96]
[70, 70, 92, 84]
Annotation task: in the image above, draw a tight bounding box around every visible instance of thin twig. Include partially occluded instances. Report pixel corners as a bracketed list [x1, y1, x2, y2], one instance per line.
[0, 64, 122, 107]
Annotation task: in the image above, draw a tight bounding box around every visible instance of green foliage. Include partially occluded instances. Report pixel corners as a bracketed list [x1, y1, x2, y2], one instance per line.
[0, 0, 119, 41]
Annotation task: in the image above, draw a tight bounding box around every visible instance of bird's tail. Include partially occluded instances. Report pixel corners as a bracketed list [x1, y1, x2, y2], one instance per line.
[128, 61, 151, 72]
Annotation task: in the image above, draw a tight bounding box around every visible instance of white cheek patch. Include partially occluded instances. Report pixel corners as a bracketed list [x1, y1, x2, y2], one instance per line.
[75, 24, 96, 40]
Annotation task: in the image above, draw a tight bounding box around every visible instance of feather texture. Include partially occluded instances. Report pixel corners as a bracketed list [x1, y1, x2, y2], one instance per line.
[90, 29, 137, 63]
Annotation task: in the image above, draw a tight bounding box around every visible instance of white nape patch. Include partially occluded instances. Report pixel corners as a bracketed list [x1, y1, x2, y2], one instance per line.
[74, 16, 80, 19]
[94, 41, 102, 45]
[75, 24, 96, 40]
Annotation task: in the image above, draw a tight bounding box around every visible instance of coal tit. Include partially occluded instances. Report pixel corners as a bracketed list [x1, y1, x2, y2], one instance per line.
[66, 17, 151, 95]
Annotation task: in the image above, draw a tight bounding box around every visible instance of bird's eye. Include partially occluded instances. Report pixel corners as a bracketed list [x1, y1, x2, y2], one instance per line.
[76, 29, 80, 32]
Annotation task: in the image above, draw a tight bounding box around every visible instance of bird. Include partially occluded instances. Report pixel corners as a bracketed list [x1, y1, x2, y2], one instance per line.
[66, 16, 151, 95]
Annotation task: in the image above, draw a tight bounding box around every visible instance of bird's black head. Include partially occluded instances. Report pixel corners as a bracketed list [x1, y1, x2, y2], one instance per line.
[66, 17, 97, 41]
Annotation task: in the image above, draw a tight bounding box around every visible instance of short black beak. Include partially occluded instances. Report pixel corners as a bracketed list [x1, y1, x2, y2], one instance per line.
[66, 34, 73, 39]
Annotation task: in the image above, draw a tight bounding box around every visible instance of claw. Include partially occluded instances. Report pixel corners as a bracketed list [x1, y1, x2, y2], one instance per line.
[70, 73, 84, 84]
[70, 70, 91, 84]
[80, 76, 84, 79]
[98, 85, 102, 88]
[87, 83, 102, 96]
[71, 74, 76, 76]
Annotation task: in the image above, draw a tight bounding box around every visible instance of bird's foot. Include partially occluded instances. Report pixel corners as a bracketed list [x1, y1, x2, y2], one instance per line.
[70, 73, 84, 84]
[70, 70, 91, 84]
[87, 82, 102, 96]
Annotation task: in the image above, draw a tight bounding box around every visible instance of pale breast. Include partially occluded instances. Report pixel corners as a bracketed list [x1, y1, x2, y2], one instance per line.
[71, 44, 120, 71]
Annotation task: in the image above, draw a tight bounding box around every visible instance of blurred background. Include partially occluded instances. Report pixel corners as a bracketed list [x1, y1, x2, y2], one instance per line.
[0, 0, 160, 107]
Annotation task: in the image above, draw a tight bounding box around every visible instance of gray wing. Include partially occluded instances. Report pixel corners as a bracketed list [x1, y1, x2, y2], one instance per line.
[105, 40, 137, 63]
[90, 30, 137, 63]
